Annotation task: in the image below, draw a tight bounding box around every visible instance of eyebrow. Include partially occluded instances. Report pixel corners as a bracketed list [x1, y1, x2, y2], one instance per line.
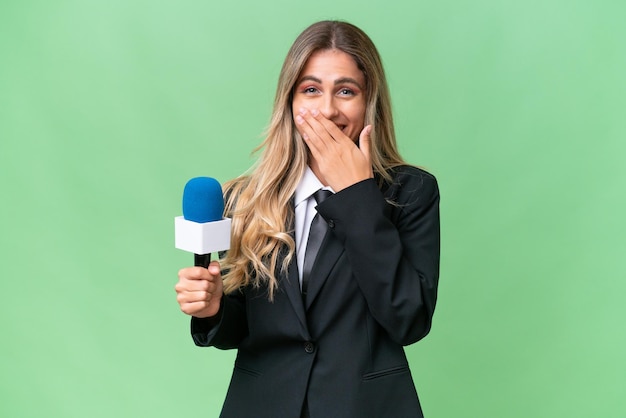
[297, 75, 364, 90]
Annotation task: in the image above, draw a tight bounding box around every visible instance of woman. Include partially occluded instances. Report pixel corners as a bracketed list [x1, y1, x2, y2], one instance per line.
[175, 20, 440, 418]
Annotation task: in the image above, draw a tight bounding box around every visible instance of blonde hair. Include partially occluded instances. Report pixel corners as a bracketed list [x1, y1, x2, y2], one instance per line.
[221, 20, 405, 299]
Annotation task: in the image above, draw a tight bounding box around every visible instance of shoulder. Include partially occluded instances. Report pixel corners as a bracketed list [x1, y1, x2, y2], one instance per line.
[381, 165, 439, 203]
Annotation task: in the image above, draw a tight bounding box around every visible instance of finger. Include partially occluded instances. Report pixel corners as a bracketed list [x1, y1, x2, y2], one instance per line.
[180, 301, 211, 315]
[297, 108, 336, 148]
[295, 110, 317, 140]
[309, 109, 350, 143]
[359, 125, 373, 164]
[296, 112, 326, 158]
[207, 261, 222, 277]
[179, 263, 222, 281]
[178, 266, 211, 281]
[175, 278, 214, 293]
[304, 109, 339, 143]
[177, 289, 213, 304]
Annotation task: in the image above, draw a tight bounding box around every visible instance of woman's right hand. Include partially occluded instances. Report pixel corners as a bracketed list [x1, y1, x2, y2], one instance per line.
[175, 261, 223, 318]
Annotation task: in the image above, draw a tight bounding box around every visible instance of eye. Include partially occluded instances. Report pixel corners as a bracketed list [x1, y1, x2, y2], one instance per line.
[302, 87, 319, 94]
[338, 88, 355, 96]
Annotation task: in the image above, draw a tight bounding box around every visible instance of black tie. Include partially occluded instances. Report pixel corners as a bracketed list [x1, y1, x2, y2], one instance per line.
[301, 189, 332, 300]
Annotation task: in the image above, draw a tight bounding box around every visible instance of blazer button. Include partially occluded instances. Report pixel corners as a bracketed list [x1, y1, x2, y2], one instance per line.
[327, 220, 335, 228]
[304, 342, 315, 354]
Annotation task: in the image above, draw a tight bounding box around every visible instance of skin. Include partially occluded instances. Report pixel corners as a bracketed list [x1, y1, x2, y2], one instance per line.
[176, 262, 223, 318]
[176, 49, 374, 318]
[292, 49, 373, 192]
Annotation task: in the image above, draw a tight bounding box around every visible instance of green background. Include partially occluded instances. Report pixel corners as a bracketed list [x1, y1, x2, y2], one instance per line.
[1, 0, 624, 417]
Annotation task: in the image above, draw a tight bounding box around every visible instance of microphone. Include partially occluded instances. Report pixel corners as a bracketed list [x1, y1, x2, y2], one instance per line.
[174, 177, 231, 268]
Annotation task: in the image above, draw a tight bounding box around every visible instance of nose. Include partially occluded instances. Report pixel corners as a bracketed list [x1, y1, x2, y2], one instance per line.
[319, 95, 339, 120]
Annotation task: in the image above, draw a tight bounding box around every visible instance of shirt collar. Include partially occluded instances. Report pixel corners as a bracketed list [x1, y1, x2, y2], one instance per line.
[295, 166, 326, 207]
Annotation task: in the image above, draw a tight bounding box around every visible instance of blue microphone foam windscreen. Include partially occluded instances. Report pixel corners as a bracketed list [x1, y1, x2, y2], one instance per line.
[182, 177, 224, 223]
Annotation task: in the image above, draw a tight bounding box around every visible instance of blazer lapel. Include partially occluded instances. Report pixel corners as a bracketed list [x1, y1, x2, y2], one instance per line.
[279, 200, 309, 332]
[304, 230, 344, 310]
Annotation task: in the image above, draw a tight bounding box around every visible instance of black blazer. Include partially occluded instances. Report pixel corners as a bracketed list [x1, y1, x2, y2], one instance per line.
[191, 166, 440, 418]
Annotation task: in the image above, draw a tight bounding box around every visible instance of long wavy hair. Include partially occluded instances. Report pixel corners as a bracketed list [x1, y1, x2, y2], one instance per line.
[221, 20, 405, 299]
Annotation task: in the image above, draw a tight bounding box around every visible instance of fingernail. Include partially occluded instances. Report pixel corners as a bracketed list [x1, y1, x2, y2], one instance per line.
[311, 109, 319, 116]
[295, 115, 304, 124]
[299, 108, 307, 115]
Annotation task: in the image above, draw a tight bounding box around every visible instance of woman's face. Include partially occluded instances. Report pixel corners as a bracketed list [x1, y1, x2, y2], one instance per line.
[292, 49, 366, 142]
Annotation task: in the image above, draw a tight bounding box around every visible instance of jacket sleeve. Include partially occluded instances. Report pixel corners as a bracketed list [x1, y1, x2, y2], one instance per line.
[190, 288, 248, 349]
[315, 169, 440, 345]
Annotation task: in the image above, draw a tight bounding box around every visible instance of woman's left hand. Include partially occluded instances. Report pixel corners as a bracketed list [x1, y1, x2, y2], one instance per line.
[296, 108, 373, 192]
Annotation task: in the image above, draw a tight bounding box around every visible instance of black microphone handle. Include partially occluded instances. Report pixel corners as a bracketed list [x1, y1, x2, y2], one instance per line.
[194, 253, 211, 268]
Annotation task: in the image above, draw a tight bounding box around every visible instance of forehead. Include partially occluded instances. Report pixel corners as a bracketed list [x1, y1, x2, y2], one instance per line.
[298, 49, 365, 84]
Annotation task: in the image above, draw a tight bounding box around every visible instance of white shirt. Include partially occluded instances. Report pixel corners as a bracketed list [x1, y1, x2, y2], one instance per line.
[294, 166, 334, 287]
